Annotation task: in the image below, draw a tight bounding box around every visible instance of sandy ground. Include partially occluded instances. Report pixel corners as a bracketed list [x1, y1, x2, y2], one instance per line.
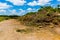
[0, 19, 60, 40]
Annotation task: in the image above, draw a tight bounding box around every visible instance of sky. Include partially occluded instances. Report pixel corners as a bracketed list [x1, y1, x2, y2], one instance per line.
[0, 0, 60, 15]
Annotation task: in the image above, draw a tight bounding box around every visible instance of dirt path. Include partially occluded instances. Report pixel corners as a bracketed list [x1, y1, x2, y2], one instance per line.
[0, 19, 60, 40]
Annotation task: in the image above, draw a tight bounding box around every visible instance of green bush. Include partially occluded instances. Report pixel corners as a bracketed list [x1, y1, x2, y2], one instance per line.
[18, 5, 60, 27]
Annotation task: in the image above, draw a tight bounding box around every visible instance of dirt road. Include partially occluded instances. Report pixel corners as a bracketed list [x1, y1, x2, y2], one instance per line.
[0, 19, 60, 40]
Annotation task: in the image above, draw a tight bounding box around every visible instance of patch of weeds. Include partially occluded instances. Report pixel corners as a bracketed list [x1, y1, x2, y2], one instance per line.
[16, 28, 33, 33]
[16, 29, 26, 33]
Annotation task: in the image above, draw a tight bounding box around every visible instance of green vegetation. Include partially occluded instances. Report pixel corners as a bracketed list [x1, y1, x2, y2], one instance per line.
[16, 28, 33, 33]
[0, 15, 19, 22]
[18, 5, 60, 27]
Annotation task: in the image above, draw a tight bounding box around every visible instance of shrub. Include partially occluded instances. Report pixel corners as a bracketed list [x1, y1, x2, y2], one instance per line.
[18, 5, 60, 27]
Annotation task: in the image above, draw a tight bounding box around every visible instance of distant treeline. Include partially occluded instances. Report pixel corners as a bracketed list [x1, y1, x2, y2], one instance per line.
[0, 15, 20, 18]
[0, 15, 19, 17]
[0, 15, 20, 22]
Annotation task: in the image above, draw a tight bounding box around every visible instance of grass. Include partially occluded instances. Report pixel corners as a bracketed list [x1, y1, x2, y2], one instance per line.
[0, 15, 19, 22]
[16, 28, 33, 33]
[0, 17, 9, 22]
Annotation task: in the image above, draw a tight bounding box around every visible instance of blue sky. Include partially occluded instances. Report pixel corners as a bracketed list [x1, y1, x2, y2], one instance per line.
[0, 0, 60, 15]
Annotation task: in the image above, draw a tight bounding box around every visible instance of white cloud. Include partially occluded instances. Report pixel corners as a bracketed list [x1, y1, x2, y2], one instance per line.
[57, 0, 60, 1]
[0, 2, 12, 9]
[27, 8, 38, 12]
[27, 8, 33, 11]
[38, 0, 52, 5]
[0, 9, 7, 15]
[7, 8, 37, 15]
[8, 9, 26, 15]
[0, 2, 12, 15]
[0, 10, 6, 12]
[6, 0, 26, 6]
[28, 1, 37, 6]
[0, 8, 37, 15]
[10, 9, 17, 15]
[19, 9, 26, 15]
[0, 9, 26, 15]
[28, 0, 52, 6]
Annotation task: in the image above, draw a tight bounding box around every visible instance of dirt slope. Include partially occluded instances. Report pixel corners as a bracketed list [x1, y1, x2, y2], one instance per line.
[0, 19, 60, 40]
